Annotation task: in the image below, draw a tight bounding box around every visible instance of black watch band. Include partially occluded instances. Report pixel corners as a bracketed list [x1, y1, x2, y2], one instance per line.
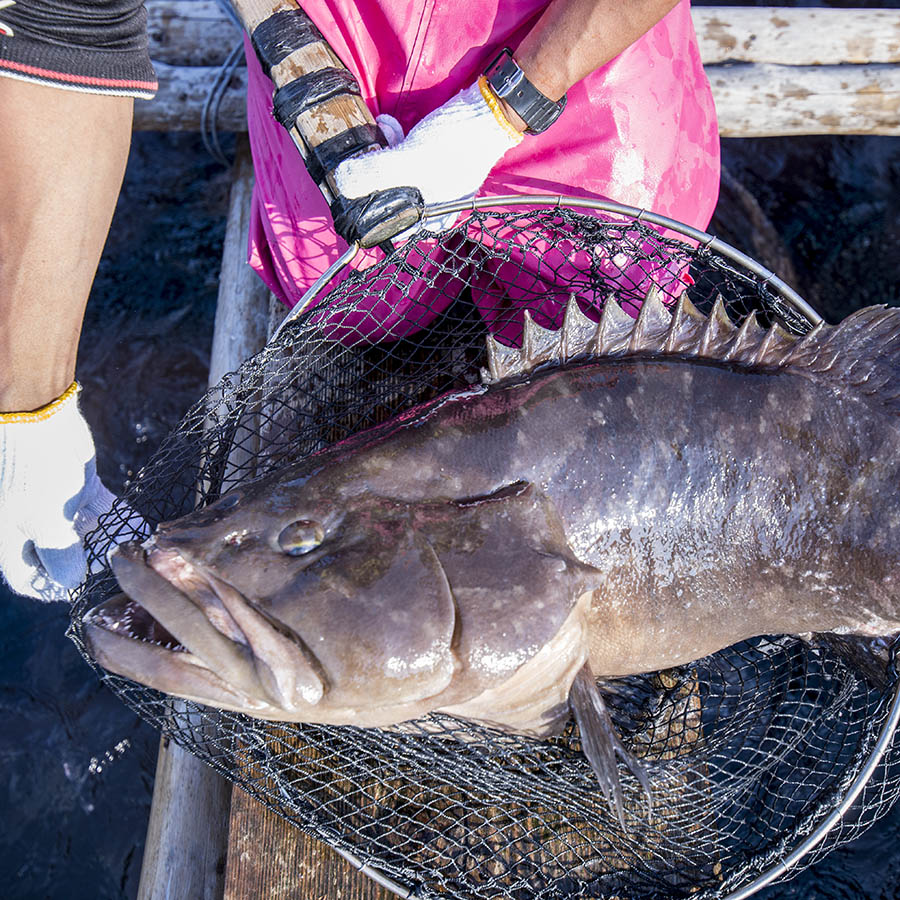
[483, 47, 567, 135]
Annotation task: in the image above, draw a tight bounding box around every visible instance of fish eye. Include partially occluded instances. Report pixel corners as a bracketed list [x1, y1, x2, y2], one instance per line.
[278, 520, 325, 556]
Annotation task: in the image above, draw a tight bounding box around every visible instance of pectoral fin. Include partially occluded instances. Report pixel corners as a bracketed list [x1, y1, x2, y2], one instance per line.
[569, 662, 653, 828]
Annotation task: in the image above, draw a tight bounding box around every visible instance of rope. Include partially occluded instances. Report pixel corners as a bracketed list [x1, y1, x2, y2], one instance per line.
[201, 0, 245, 167]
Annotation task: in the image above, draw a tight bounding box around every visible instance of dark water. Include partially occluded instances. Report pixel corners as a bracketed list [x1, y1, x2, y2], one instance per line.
[2, 124, 900, 897]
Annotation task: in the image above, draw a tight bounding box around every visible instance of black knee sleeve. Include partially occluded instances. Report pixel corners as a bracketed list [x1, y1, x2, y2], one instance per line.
[0, 0, 156, 97]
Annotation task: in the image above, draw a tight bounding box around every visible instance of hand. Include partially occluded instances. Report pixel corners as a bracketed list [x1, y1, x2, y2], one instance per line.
[0, 384, 118, 601]
[335, 82, 523, 228]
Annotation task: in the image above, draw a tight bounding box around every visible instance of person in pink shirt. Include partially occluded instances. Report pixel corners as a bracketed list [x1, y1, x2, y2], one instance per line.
[244, 0, 720, 341]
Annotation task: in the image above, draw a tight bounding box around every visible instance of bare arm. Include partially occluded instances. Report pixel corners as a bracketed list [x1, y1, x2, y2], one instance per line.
[500, 0, 681, 129]
[0, 78, 133, 411]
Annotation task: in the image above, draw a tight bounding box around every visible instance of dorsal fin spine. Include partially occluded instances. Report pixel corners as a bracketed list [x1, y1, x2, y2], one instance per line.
[724, 311, 763, 363]
[594, 299, 635, 356]
[780, 321, 827, 368]
[562, 295, 600, 360]
[699, 296, 737, 357]
[522, 310, 560, 369]
[630, 287, 672, 353]
[663, 296, 687, 354]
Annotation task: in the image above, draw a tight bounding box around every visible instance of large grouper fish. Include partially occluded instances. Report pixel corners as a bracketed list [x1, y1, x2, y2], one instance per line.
[84, 291, 900, 817]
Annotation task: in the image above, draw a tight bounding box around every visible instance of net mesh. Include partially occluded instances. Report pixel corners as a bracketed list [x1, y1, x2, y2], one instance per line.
[68, 202, 900, 899]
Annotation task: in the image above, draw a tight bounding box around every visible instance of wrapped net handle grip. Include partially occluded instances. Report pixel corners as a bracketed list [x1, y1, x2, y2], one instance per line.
[232, 0, 424, 248]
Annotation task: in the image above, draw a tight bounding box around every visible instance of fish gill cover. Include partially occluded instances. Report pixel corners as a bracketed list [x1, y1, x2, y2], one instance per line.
[68, 202, 900, 900]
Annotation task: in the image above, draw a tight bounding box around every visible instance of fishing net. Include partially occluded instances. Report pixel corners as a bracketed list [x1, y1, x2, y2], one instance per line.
[69, 199, 900, 899]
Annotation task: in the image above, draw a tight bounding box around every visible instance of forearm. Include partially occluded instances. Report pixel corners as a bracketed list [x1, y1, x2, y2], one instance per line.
[0, 78, 133, 412]
[501, 0, 681, 127]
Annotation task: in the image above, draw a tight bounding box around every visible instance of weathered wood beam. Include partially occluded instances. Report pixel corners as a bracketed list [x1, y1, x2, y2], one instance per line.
[133, 60, 900, 137]
[693, 7, 900, 65]
[134, 61, 248, 131]
[138, 4, 900, 135]
[145, 2, 900, 68]
[137, 733, 233, 900]
[711, 62, 900, 138]
[209, 139, 270, 384]
[146, 0, 242, 66]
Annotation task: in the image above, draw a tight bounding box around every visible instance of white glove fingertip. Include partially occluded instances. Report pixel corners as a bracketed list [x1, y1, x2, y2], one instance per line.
[37, 541, 88, 592]
[0, 540, 70, 602]
[375, 113, 405, 148]
[73, 480, 117, 541]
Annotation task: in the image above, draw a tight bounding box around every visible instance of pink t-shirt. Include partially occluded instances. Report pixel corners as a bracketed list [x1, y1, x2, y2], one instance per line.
[244, 0, 720, 338]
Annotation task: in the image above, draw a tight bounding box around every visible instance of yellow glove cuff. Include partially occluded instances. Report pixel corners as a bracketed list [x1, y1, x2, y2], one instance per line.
[477, 76, 525, 144]
[0, 381, 80, 424]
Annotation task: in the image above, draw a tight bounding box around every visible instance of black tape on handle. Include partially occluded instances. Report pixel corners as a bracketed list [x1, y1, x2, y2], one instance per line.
[250, 8, 322, 71]
[271, 68, 361, 127]
[244, 2, 426, 245]
[331, 187, 425, 248]
[303, 125, 384, 186]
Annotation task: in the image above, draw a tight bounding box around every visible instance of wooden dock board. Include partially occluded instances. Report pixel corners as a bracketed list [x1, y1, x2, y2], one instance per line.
[224, 788, 396, 900]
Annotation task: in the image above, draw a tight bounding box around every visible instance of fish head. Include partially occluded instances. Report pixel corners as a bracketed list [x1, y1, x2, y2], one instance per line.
[84, 470, 594, 726]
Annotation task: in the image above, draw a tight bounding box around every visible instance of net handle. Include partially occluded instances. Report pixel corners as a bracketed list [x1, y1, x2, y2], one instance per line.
[231, 0, 424, 247]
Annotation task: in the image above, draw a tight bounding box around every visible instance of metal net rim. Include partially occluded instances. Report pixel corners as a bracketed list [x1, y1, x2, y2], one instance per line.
[273, 193, 822, 342]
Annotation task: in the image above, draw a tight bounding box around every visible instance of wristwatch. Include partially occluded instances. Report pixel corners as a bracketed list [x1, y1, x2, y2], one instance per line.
[483, 47, 567, 135]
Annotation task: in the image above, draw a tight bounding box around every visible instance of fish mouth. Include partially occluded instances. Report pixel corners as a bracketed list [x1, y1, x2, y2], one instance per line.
[83, 542, 325, 717]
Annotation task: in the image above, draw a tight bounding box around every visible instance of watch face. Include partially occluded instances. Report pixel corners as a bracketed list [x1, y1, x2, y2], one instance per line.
[484, 47, 514, 82]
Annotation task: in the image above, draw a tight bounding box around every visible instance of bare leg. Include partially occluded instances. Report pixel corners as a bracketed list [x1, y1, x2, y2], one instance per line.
[0, 78, 133, 411]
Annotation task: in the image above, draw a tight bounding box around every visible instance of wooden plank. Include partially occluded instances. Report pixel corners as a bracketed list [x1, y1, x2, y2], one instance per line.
[693, 7, 900, 65]
[146, 2, 900, 68]
[209, 139, 271, 386]
[134, 59, 900, 137]
[711, 62, 900, 138]
[146, 0, 241, 66]
[224, 788, 397, 900]
[137, 734, 233, 900]
[134, 61, 248, 131]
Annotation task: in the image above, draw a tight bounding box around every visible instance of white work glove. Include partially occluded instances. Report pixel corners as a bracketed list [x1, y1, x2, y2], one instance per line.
[0, 383, 116, 602]
[335, 81, 523, 231]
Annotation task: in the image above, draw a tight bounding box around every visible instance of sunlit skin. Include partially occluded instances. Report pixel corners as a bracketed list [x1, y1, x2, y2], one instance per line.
[503, 0, 680, 129]
[0, 78, 132, 412]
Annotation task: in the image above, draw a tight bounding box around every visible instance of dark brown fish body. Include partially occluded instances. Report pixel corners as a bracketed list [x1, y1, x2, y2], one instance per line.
[84, 294, 900, 806]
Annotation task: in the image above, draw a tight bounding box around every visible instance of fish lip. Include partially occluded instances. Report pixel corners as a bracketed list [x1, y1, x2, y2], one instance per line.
[82, 607, 285, 717]
[102, 542, 268, 702]
[140, 542, 328, 712]
[143, 543, 249, 646]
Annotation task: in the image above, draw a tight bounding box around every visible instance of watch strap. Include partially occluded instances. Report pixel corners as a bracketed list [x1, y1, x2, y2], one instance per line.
[483, 48, 567, 135]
